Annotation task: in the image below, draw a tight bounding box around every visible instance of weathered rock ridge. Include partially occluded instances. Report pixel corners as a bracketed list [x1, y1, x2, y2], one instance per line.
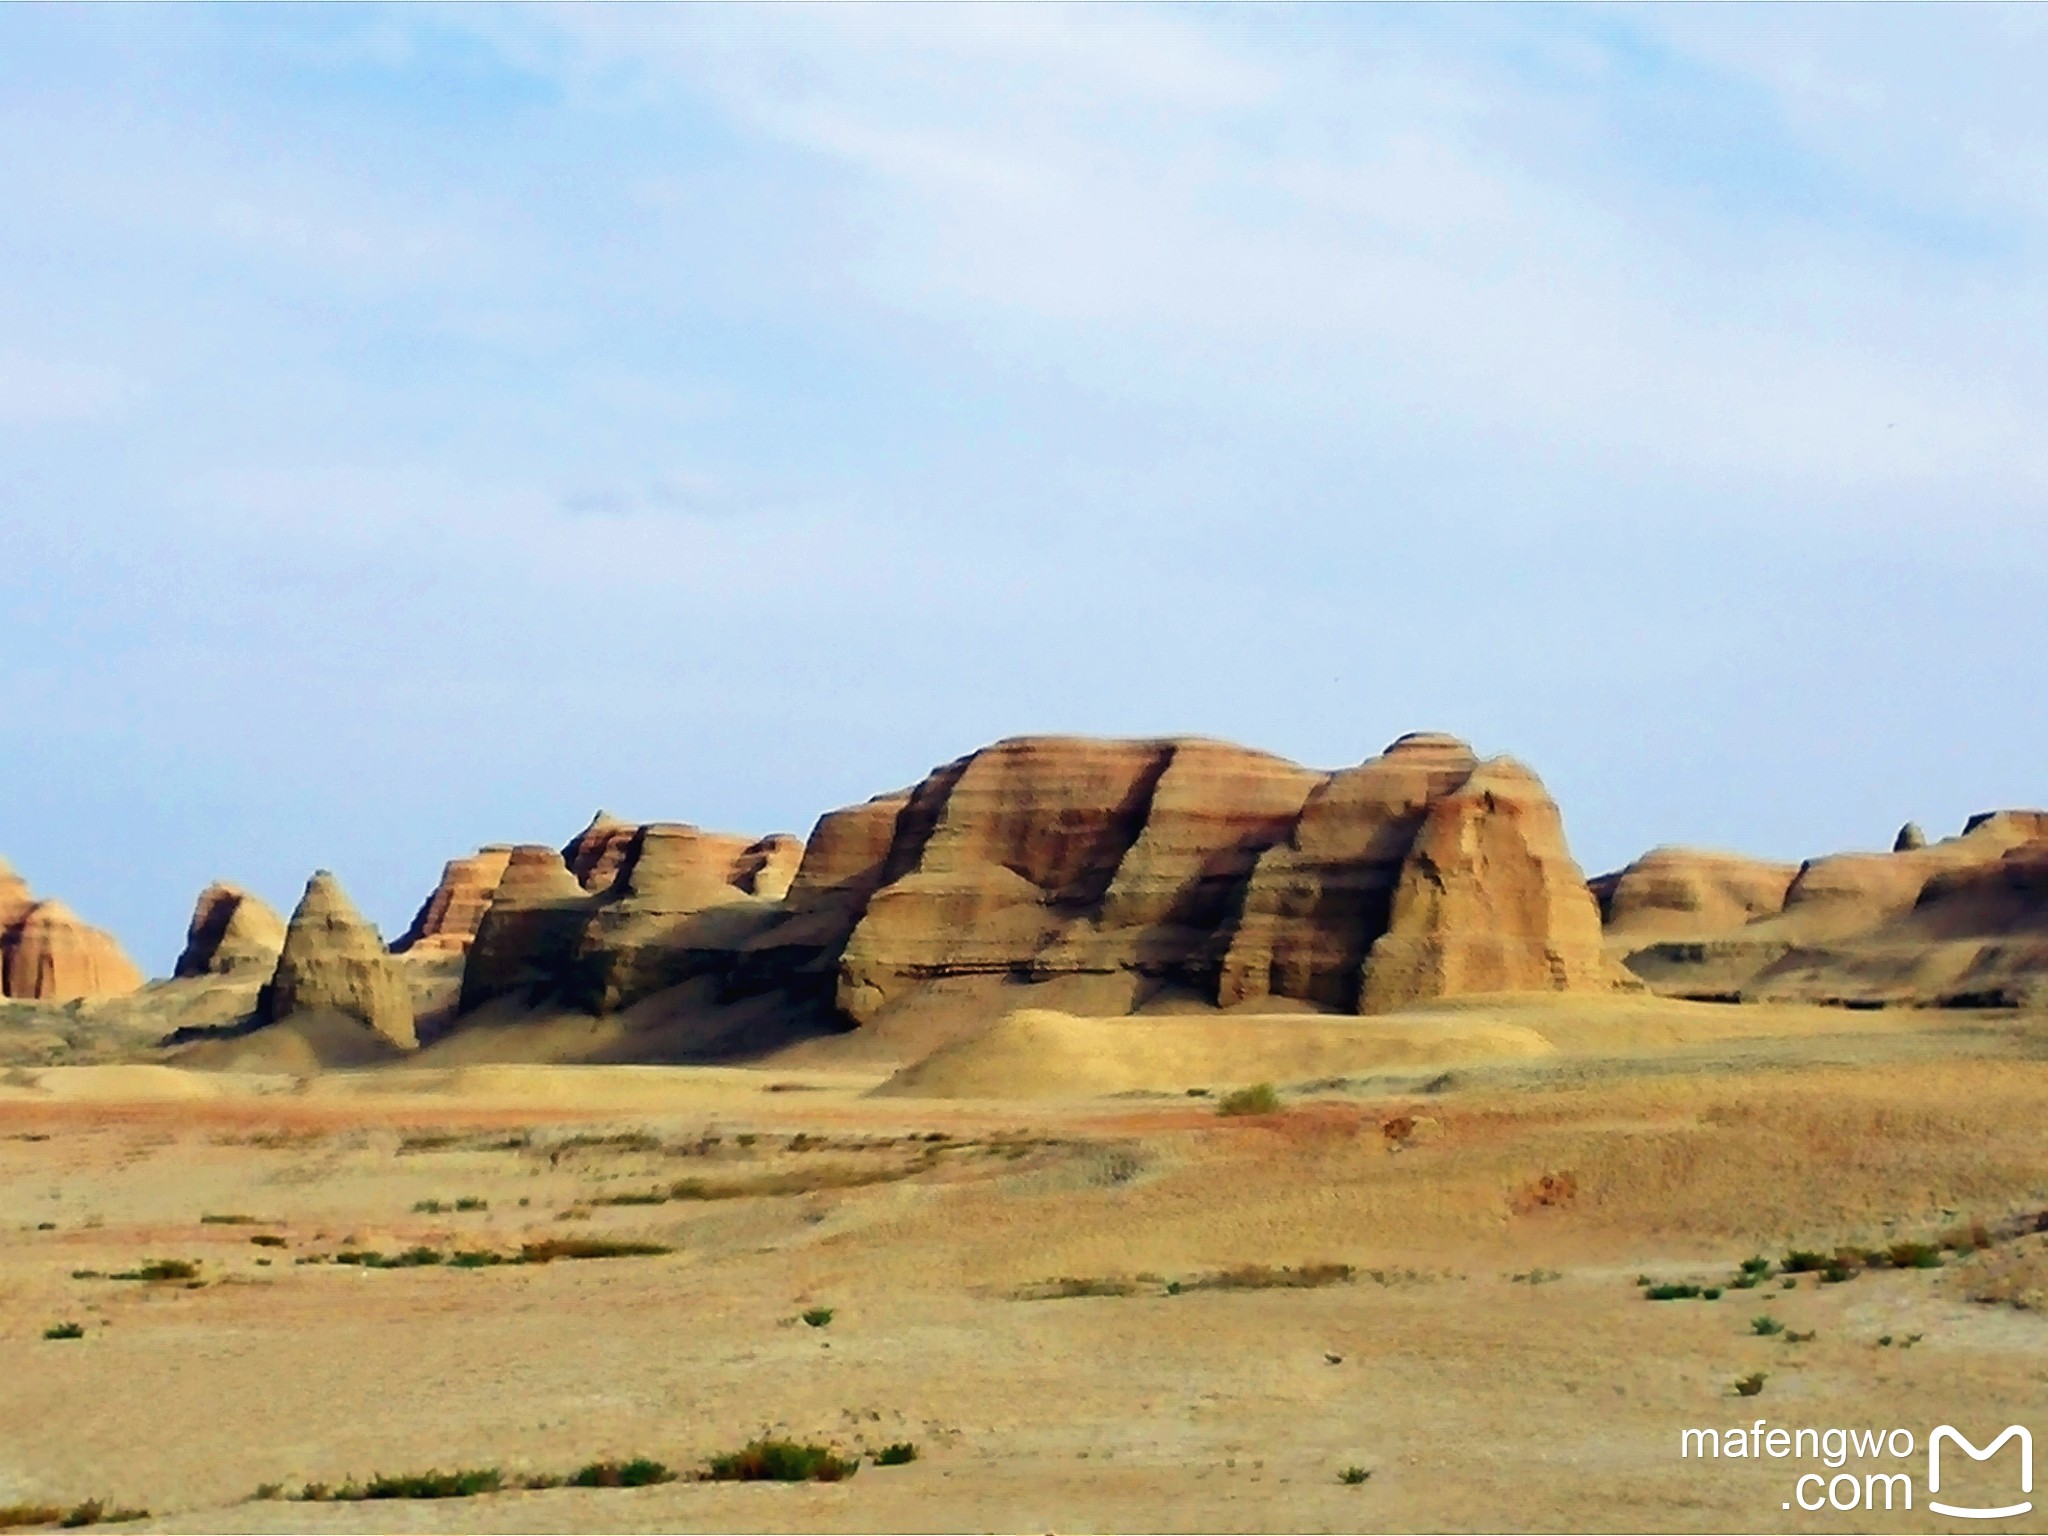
[0, 859, 144, 1002]
[439, 733, 1628, 1043]
[1610, 811, 2048, 1007]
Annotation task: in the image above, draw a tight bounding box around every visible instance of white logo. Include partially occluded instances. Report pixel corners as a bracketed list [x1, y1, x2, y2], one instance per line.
[1929, 1425, 2033, 1520]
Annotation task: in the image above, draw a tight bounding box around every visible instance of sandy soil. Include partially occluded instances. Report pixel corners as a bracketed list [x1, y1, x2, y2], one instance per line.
[5, 999, 2048, 1533]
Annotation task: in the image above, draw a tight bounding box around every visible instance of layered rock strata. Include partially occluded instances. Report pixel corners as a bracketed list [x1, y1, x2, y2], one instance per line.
[393, 846, 514, 955]
[174, 883, 288, 978]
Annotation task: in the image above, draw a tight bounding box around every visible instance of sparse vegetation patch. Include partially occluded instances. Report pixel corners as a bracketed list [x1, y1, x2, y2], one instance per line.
[1216, 1083, 1281, 1117]
[703, 1440, 858, 1483]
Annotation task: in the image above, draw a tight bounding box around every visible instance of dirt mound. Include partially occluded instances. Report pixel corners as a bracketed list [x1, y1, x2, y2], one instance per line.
[875, 1007, 1555, 1100]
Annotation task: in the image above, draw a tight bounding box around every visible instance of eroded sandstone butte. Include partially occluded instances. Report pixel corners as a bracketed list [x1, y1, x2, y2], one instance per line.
[393, 846, 513, 956]
[0, 859, 144, 1002]
[260, 871, 416, 1049]
[441, 731, 1628, 1038]
[175, 882, 288, 978]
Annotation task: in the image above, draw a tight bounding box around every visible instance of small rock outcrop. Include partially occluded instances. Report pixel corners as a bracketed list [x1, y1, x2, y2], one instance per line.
[393, 846, 514, 955]
[260, 871, 416, 1049]
[563, 812, 640, 893]
[1358, 758, 1628, 1012]
[174, 883, 288, 978]
[1894, 822, 1928, 852]
[3, 900, 145, 1002]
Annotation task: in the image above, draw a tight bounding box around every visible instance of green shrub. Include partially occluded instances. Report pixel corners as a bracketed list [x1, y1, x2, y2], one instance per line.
[412, 1199, 446, 1214]
[1217, 1083, 1281, 1117]
[874, 1443, 918, 1466]
[704, 1440, 858, 1483]
[449, 1250, 507, 1269]
[1643, 1283, 1702, 1301]
[519, 1238, 670, 1263]
[111, 1259, 197, 1282]
[1339, 1466, 1372, 1485]
[1781, 1250, 1829, 1274]
[1750, 1315, 1784, 1336]
[1887, 1241, 1944, 1269]
[297, 1468, 504, 1501]
[58, 1502, 148, 1527]
[568, 1459, 673, 1488]
[1701, 1287, 1722, 1300]
[454, 1197, 488, 1212]
[249, 1234, 287, 1248]
[802, 1307, 835, 1328]
[1740, 1255, 1772, 1276]
[43, 1322, 85, 1340]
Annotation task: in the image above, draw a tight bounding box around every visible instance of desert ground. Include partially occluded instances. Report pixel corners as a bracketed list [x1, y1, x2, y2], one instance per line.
[6, 995, 2048, 1534]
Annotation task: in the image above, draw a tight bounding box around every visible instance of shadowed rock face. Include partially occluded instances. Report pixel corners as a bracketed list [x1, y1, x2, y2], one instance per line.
[562, 812, 639, 893]
[458, 846, 593, 1013]
[1217, 732, 1479, 1011]
[175, 883, 288, 978]
[393, 847, 514, 955]
[260, 872, 415, 1049]
[1358, 758, 1627, 1013]
[0, 859, 144, 1002]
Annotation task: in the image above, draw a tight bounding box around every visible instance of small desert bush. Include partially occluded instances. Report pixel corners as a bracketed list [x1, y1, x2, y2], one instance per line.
[295, 1468, 503, 1501]
[112, 1259, 197, 1282]
[200, 1213, 258, 1225]
[455, 1197, 487, 1212]
[518, 1238, 670, 1263]
[1339, 1466, 1372, 1485]
[43, 1322, 84, 1340]
[568, 1459, 673, 1488]
[802, 1307, 835, 1328]
[703, 1440, 858, 1483]
[57, 1504, 147, 1529]
[1886, 1240, 1944, 1269]
[1750, 1315, 1784, 1336]
[1781, 1249, 1830, 1274]
[1643, 1283, 1702, 1301]
[449, 1250, 507, 1269]
[1734, 1372, 1767, 1397]
[1216, 1083, 1281, 1117]
[249, 1234, 287, 1248]
[412, 1199, 446, 1213]
[1015, 1276, 1139, 1300]
[590, 1191, 669, 1207]
[1188, 1263, 1354, 1292]
[874, 1443, 918, 1466]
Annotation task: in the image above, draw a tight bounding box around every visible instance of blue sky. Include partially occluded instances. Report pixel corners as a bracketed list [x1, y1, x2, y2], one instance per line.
[5, 4, 2046, 970]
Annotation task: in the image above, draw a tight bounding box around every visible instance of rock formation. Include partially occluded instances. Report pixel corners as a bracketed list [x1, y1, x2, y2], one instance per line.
[0, 859, 145, 1002]
[830, 737, 1326, 1023]
[1217, 732, 1478, 1010]
[569, 823, 772, 1013]
[2, 901, 145, 1002]
[563, 812, 640, 893]
[1894, 822, 1928, 852]
[393, 846, 513, 955]
[458, 845, 596, 1012]
[1358, 758, 1628, 1012]
[260, 871, 416, 1049]
[1615, 811, 2048, 1006]
[174, 883, 288, 978]
[1593, 848, 1799, 945]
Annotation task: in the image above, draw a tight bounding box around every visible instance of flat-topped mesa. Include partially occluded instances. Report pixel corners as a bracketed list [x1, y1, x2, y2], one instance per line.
[458, 845, 593, 1013]
[1359, 757, 1630, 1013]
[1217, 732, 1478, 1011]
[2, 900, 145, 1002]
[392, 846, 514, 955]
[1594, 848, 1800, 944]
[259, 871, 415, 1049]
[569, 822, 784, 1013]
[174, 882, 288, 978]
